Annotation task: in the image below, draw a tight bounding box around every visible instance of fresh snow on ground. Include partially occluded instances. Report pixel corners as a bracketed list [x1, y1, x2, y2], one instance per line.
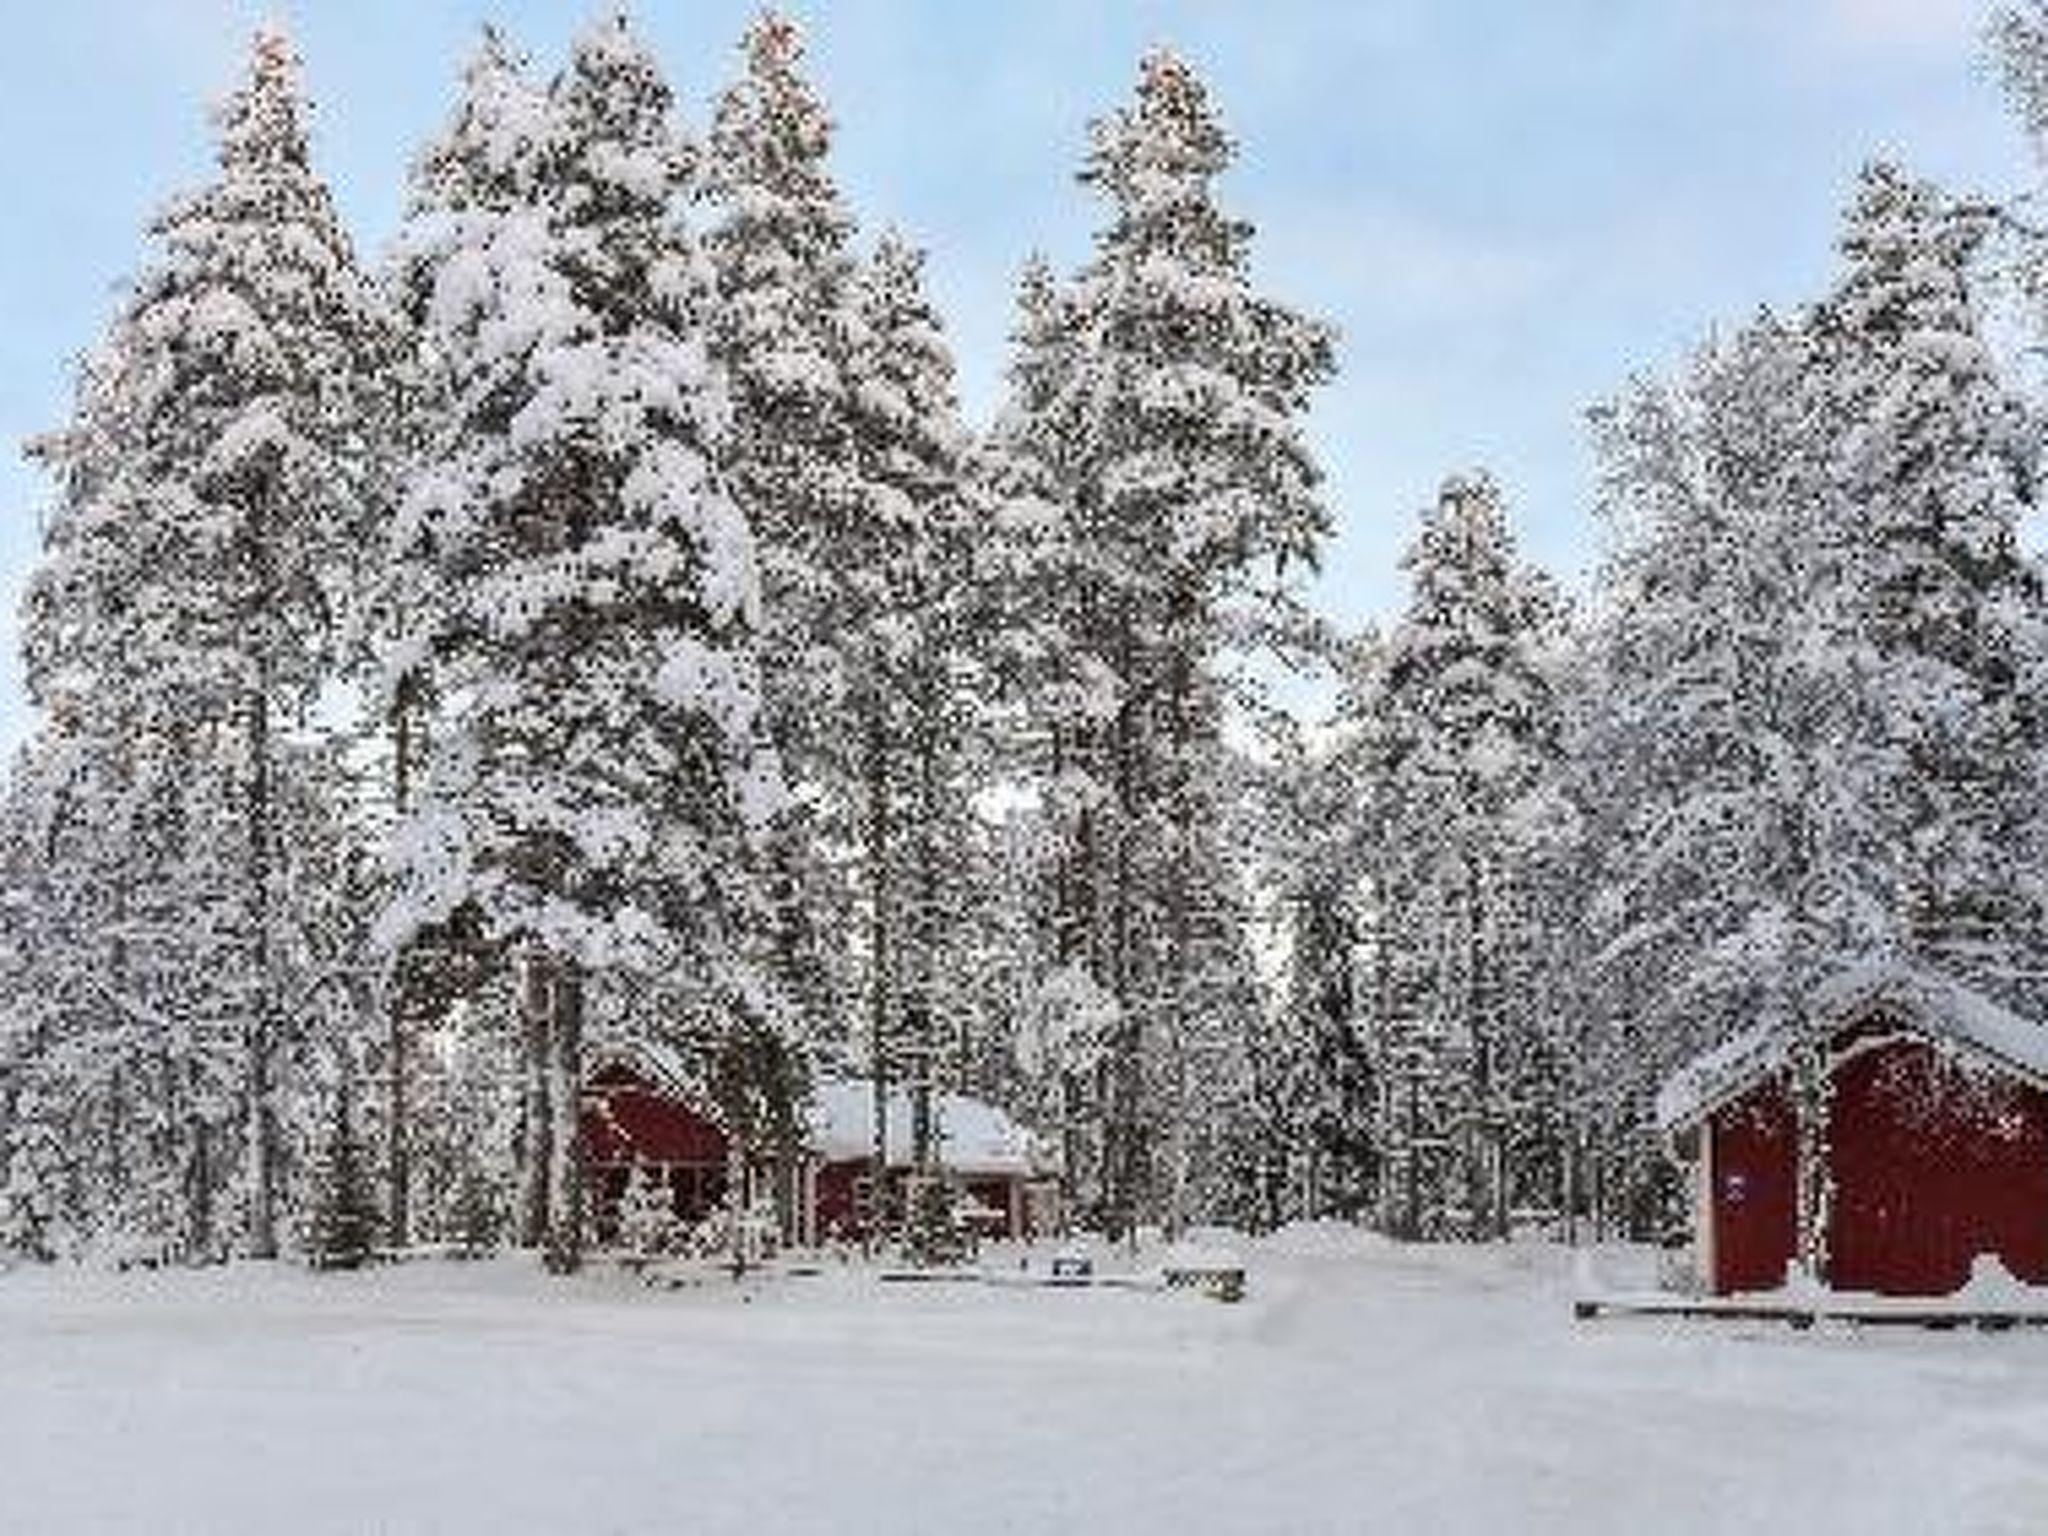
[6, 1227, 2048, 1535]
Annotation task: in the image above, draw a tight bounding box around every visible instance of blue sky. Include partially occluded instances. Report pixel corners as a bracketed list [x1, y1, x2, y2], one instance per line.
[0, 0, 2032, 754]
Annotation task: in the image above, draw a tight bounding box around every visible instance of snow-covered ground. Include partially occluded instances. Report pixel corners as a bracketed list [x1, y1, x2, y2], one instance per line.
[6, 1228, 2048, 1535]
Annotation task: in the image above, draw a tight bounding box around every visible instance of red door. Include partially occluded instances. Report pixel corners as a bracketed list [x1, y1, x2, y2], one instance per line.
[1711, 1079, 1798, 1294]
[1828, 1040, 2048, 1296]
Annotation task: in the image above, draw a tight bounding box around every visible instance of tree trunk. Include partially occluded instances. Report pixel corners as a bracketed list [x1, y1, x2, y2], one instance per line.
[519, 951, 552, 1251]
[384, 680, 415, 1250]
[865, 703, 892, 1256]
[1163, 621, 1193, 1242]
[909, 678, 941, 1181]
[1109, 618, 1141, 1247]
[245, 630, 279, 1260]
[544, 958, 584, 1274]
[240, 456, 283, 1263]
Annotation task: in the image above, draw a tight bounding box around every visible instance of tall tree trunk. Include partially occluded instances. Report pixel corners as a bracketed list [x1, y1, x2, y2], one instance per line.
[1162, 602, 1193, 1240]
[909, 676, 940, 1179]
[865, 703, 891, 1255]
[384, 678, 415, 1250]
[519, 950, 552, 1250]
[240, 457, 284, 1262]
[544, 958, 584, 1274]
[1109, 657, 1140, 1247]
[245, 609, 279, 1261]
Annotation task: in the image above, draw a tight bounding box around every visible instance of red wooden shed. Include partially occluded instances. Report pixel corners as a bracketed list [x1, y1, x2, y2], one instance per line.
[578, 1047, 1058, 1248]
[1658, 965, 2048, 1298]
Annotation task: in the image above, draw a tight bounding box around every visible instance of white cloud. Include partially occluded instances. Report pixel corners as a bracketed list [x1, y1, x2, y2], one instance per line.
[1717, 0, 1982, 67]
[1821, 0, 1980, 51]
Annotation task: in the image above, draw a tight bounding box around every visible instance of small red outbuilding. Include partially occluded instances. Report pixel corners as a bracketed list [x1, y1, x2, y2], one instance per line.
[579, 1045, 1057, 1248]
[1658, 965, 2048, 1298]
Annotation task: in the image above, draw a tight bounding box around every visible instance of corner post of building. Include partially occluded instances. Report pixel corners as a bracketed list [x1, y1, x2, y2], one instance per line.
[1694, 1117, 1716, 1293]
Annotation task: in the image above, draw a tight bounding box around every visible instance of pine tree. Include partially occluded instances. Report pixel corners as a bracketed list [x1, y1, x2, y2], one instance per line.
[704, 11, 864, 1060]
[307, 1079, 378, 1270]
[981, 255, 1114, 1216]
[388, 13, 785, 1275]
[1367, 475, 1564, 1239]
[7, 26, 385, 1262]
[988, 50, 1336, 1236]
[704, 9, 860, 737]
[1992, 3, 2048, 141]
[1576, 162, 2048, 1236]
[1583, 171, 2045, 1194]
[369, 25, 553, 1255]
[842, 232, 985, 1225]
[616, 1162, 678, 1259]
[1262, 672, 1379, 1225]
[1580, 315, 1869, 1226]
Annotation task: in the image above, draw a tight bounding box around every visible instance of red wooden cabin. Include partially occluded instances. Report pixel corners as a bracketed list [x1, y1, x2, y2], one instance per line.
[581, 1051, 733, 1243]
[1658, 965, 2048, 1298]
[579, 1048, 1057, 1248]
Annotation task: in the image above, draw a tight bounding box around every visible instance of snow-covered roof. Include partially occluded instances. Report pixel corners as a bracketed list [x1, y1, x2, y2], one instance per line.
[1655, 961, 2048, 1133]
[585, 1037, 737, 1136]
[588, 1049, 1048, 1175]
[808, 1079, 1046, 1177]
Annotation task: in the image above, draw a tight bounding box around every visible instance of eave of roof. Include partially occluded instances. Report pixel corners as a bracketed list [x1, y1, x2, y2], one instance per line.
[1654, 960, 2048, 1134]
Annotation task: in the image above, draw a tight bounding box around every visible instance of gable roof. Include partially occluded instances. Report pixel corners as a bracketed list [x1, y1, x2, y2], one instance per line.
[1655, 960, 2048, 1133]
[588, 1037, 716, 1111]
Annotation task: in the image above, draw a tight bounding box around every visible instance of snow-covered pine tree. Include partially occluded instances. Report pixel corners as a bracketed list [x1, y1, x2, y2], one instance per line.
[1260, 655, 1380, 1225]
[994, 50, 1336, 1236]
[1367, 474, 1564, 1240]
[704, 8, 859, 722]
[306, 1077, 378, 1270]
[981, 253, 1117, 1216]
[8, 27, 385, 1262]
[615, 1162, 678, 1260]
[841, 231, 985, 1222]
[369, 25, 553, 1253]
[388, 13, 784, 1276]
[704, 10, 863, 1052]
[1572, 218, 2045, 1239]
[1991, 3, 2048, 141]
[174, 29, 390, 1259]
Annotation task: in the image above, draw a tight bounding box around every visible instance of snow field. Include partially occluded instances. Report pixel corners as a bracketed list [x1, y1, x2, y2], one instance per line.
[6, 1229, 2048, 1535]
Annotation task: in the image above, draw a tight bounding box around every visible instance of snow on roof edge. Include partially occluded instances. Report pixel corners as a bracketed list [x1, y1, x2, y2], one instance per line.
[1655, 961, 2048, 1133]
[590, 1048, 1050, 1176]
[808, 1078, 1049, 1177]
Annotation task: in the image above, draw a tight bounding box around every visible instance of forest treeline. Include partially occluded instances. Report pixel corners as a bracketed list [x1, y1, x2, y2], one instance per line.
[5, 8, 2048, 1268]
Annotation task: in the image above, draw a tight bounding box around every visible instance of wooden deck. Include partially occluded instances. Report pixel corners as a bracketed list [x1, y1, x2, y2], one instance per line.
[1573, 1292, 2048, 1331]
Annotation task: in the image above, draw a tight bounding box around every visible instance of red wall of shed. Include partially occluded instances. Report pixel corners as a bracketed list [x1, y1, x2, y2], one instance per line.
[1827, 1038, 2048, 1296]
[1710, 1078, 1798, 1295]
